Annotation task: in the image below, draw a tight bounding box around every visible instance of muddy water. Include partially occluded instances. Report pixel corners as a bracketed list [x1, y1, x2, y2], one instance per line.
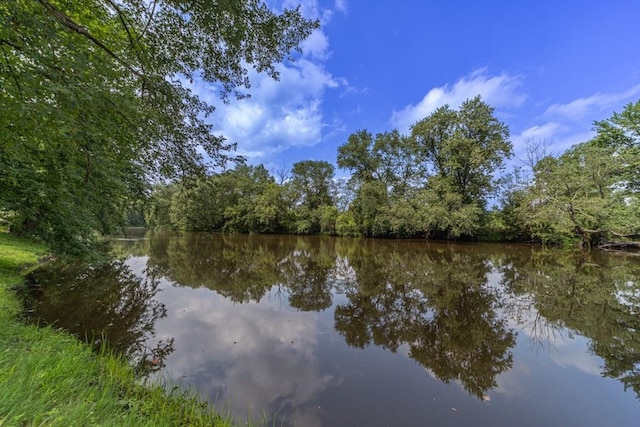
[27, 232, 640, 426]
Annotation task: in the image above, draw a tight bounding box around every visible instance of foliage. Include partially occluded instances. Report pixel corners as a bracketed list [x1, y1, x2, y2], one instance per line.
[289, 160, 335, 210]
[350, 180, 390, 236]
[337, 129, 417, 191]
[287, 160, 336, 234]
[3, 1, 636, 250]
[337, 96, 511, 239]
[144, 184, 176, 228]
[335, 211, 360, 237]
[411, 97, 511, 205]
[143, 99, 639, 247]
[410, 96, 511, 237]
[592, 100, 640, 192]
[0, 0, 316, 255]
[500, 102, 640, 247]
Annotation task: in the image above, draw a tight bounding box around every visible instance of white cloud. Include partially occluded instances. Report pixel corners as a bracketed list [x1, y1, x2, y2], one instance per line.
[300, 29, 330, 61]
[189, 0, 345, 160]
[334, 0, 348, 14]
[545, 84, 640, 121]
[202, 59, 338, 159]
[548, 335, 603, 376]
[390, 69, 526, 133]
[493, 363, 532, 397]
[511, 122, 565, 157]
[511, 123, 597, 166]
[283, 0, 320, 18]
[516, 122, 563, 142]
[283, 0, 338, 23]
[507, 83, 640, 159]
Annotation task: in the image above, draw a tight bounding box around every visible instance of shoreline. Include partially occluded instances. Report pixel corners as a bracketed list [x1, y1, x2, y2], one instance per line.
[0, 232, 232, 427]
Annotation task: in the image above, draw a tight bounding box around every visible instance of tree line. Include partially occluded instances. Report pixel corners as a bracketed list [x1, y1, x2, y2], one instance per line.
[143, 98, 640, 249]
[1, 2, 638, 254]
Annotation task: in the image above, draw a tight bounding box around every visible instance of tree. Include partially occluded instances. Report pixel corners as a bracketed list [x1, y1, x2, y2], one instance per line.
[499, 102, 640, 248]
[253, 182, 289, 233]
[0, 0, 316, 254]
[145, 184, 177, 228]
[160, 164, 278, 232]
[337, 130, 380, 184]
[592, 100, 640, 192]
[410, 96, 512, 237]
[337, 129, 417, 192]
[288, 160, 335, 233]
[289, 160, 335, 210]
[337, 97, 511, 239]
[411, 96, 511, 206]
[220, 165, 275, 232]
[338, 129, 422, 237]
[350, 180, 390, 237]
[515, 142, 638, 247]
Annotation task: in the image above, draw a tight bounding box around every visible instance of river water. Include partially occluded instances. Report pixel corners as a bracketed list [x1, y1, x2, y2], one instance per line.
[26, 231, 640, 426]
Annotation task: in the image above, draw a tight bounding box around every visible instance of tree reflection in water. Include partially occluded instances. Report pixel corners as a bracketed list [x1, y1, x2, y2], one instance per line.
[497, 249, 640, 398]
[334, 244, 515, 399]
[143, 234, 516, 399]
[25, 259, 172, 374]
[27, 232, 640, 402]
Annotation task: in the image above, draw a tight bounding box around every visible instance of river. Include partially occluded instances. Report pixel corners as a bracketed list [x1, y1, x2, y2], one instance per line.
[26, 231, 640, 426]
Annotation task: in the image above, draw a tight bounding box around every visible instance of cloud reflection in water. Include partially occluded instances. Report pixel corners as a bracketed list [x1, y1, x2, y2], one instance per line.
[151, 283, 334, 425]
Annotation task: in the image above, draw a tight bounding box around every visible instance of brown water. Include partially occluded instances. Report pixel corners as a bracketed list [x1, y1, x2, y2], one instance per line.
[26, 232, 640, 426]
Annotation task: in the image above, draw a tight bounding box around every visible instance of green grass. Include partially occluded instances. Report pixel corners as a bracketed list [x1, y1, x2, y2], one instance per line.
[0, 232, 233, 427]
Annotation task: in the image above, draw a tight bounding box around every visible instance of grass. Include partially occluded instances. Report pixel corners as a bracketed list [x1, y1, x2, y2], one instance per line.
[0, 232, 234, 427]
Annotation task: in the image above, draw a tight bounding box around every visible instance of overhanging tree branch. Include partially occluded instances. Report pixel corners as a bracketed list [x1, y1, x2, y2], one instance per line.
[104, 0, 138, 49]
[37, 0, 142, 77]
[138, 0, 157, 42]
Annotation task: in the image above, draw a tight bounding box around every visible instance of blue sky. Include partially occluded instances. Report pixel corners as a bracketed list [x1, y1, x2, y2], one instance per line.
[196, 0, 640, 176]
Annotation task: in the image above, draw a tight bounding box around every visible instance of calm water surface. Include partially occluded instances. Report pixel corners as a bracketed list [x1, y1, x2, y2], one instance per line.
[27, 232, 640, 426]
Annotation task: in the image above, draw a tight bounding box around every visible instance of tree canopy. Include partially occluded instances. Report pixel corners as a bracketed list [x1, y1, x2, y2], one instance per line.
[500, 101, 640, 247]
[0, 0, 316, 254]
[337, 96, 512, 238]
[132, 98, 640, 250]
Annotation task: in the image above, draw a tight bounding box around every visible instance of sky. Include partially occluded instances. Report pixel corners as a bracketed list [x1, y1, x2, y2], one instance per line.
[195, 0, 640, 176]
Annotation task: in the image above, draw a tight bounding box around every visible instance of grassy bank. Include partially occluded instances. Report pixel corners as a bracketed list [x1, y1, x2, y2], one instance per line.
[0, 233, 232, 427]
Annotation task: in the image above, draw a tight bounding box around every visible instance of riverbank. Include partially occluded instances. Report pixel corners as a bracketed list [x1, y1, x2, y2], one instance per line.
[0, 232, 232, 427]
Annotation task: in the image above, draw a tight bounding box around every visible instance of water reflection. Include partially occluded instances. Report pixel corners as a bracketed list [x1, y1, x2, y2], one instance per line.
[334, 247, 515, 399]
[498, 250, 640, 397]
[25, 259, 172, 373]
[146, 233, 290, 302]
[27, 232, 640, 426]
[154, 286, 332, 426]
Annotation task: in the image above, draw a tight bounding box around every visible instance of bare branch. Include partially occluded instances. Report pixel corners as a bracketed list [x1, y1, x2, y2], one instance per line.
[517, 137, 553, 176]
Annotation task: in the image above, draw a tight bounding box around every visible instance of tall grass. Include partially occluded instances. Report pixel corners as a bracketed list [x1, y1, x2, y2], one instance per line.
[0, 232, 233, 426]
